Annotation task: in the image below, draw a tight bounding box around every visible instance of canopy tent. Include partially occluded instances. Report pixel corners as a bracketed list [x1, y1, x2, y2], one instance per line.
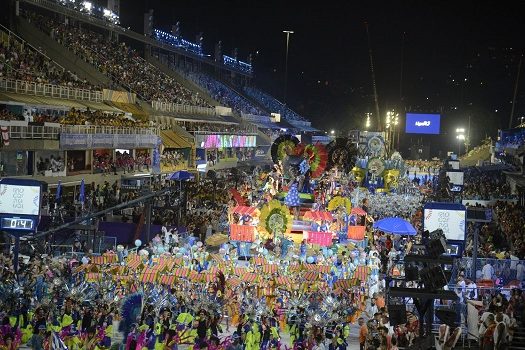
[303, 211, 333, 222]
[373, 217, 417, 235]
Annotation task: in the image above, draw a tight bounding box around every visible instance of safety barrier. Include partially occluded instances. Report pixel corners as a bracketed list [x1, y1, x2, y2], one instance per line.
[0, 77, 102, 102]
[3, 124, 60, 139]
[61, 125, 159, 135]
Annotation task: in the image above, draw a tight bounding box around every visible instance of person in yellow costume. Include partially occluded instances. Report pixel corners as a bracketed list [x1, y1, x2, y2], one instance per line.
[154, 309, 172, 350]
[244, 322, 261, 350]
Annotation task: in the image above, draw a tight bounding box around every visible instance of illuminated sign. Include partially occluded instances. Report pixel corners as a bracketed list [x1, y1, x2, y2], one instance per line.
[195, 135, 256, 149]
[405, 113, 441, 134]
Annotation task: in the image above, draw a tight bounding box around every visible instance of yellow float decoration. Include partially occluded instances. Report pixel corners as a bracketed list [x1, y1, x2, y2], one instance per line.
[327, 195, 352, 214]
[258, 200, 293, 239]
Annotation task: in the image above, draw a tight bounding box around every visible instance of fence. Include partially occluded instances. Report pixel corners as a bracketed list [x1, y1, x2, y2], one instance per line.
[0, 77, 103, 102]
[151, 100, 217, 116]
[50, 244, 74, 257]
[98, 236, 117, 254]
[4, 124, 60, 139]
[61, 125, 159, 135]
[455, 257, 525, 283]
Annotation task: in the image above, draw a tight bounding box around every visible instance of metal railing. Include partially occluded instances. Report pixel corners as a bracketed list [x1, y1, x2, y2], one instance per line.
[4, 124, 60, 139]
[151, 100, 217, 116]
[50, 244, 74, 257]
[61, 124, 159, 135]
[0, 77, 103, 102]
[455, 257, 525, 282]
[1, 124, 160, 138]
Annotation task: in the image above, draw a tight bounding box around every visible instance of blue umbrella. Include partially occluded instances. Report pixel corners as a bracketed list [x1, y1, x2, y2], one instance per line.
[167, 170, 193, 181]
[373, 217, 417, 235]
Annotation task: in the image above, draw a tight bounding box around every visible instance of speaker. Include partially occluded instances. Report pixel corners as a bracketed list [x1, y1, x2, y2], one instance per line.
[425, 234, 446, 258]
[404, 265, 419, 281]
[388, 304, 407, 326]
[419, 266, 448, 290]
[436, 308, 458, 327]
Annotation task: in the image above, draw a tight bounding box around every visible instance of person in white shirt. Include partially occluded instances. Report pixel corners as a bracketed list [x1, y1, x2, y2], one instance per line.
[478, 309, 494, 337]
[163, 228, 171, 246]
[465, 279, 478, 300]
[455, 275, 466, 303]
[482, 261, 494, 280]
[365, 296, 378, 320]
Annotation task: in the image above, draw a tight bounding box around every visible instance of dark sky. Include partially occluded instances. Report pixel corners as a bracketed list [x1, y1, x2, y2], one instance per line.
[119, 0, 524, 156]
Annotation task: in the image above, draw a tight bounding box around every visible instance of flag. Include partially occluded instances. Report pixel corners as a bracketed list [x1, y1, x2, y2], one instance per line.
[55, 180, 62, 204]
[52, 332, 68, 350]
[79, 179, 85, 206]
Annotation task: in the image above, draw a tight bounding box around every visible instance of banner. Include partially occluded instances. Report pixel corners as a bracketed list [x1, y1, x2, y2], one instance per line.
[60, 134, 157, 150]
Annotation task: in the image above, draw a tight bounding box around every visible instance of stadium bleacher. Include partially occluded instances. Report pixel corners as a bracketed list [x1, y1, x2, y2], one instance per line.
[25, 11, 211, 107]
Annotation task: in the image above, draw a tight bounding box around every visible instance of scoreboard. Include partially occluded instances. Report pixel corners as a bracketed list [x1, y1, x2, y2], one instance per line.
[0, 178, 42, 234]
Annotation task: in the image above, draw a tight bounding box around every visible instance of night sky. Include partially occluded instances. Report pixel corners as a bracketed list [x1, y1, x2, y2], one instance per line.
[91, 1, 525, 155]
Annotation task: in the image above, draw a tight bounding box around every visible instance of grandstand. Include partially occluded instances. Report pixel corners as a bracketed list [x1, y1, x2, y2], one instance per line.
[459, 139, 493, 167]
[0, 0, 320, 182]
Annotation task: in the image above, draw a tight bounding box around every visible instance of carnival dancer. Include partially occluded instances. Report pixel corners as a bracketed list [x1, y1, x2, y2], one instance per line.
[245, 322, 261, 350]
[285, 179, 301, 219]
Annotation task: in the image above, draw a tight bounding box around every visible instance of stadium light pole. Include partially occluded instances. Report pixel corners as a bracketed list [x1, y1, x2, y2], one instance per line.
[283, 30, 294, 105]
[456, 128, 465, 156]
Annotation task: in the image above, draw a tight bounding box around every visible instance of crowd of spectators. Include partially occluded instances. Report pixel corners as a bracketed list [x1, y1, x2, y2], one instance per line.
[404, 159, 442, 174]
[0, 33, 96, 89]
[497, 130, 525, 150]
[0, 108, 24, 121]
[26, 12, 212, 107]
[161, 149, 187, 168]
[60, 107, 151, 128]
[462, 169, 512, 200]
[93, 151, 151, 175]
[461, 201, 525, 293]
[183, 70, 266, 115]
[36, 155, 65, 174]
[243, 86, 307, 122]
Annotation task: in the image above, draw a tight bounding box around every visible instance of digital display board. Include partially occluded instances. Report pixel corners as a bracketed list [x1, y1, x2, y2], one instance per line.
[446, 171, 464, 186]
[0, 183, 41, 216]
[196, 134, 257, 149]
[424, 206, 466, 241]
[1, 218, 34, 230]
[405, 113, 441, 134]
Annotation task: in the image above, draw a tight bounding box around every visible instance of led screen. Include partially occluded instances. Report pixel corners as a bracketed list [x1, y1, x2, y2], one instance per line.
[405, 113, 441, 134]
[423, 208, 466, 241]
[196, 135, 256, 149]
[446, 171, 464, 186]
[0, 184, 41, 216]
